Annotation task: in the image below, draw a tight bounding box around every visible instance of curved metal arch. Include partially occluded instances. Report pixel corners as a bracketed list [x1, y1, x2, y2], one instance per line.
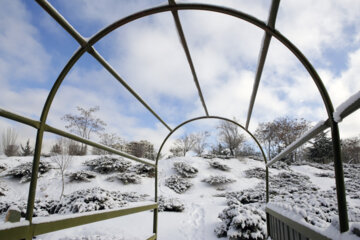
[152, 115, 270, 233]
[26, 2, 347, 231]
[154, 115, 267, 165]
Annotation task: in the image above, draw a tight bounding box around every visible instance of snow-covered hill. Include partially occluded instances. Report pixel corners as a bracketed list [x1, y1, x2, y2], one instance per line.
[0, 155, 359, 239]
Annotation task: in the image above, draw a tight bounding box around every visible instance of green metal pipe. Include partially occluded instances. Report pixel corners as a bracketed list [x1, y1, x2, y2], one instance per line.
[246, 0, 280, 130]
[0, 108, 40, 129]
[168, 0, 209, 117]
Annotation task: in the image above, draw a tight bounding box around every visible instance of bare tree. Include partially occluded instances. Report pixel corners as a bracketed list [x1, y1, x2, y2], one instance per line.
[255, 117, 309, 162]
[170, 133, 197, 157]
[20, 139, 33, 156]
[192, 131, 210, 156]
[51, 137, 72, 200]
[1, 128, 19, 156]
[217, 120, 245, 157]
[62, 106, 106, 155]
[342, 136, 360, 164]
[92, 132, 123, 155]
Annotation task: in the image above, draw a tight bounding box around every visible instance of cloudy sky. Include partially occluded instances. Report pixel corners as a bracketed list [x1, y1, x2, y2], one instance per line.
[0, 0, 359, 154]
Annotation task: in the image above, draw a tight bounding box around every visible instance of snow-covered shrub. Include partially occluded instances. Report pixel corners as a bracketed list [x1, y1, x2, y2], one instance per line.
[271, 171, 319, 194]
[5, 161, 52, 183]
[111, 192, 148, 203]
[202, 175, 236, 186]
[173, 162, 198, 178]
[52, 188, 128, 214]
[0, 181, 8, 196]
[209, 161, 231, 171]
[269, 161, 290, 170]
[225, 189, 265, 205]
[158, 196, 185, 212]
[215, 203, 266, 239]
[129, 163, 155, 177]
[85, 156, 131, 174]
[0, 163, 7, 173]
[314, 172, 334, 178]
[165, 175, 192, 193]
[113, 172, 141, 184]
[68, 170, 96, 182]
[244, 167, 266, 179]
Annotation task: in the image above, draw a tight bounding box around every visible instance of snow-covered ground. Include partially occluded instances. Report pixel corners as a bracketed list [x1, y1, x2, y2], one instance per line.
[0, 155, 359, 239]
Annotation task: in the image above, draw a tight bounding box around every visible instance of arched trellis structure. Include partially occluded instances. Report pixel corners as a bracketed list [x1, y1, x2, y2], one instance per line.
[0, 0, 359, 239]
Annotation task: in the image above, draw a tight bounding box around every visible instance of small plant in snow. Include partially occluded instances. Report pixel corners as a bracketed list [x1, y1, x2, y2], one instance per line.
[0, 163, 7, 173]
[68, 170, 96, 182]
[173, 162, 198, 178]
[85, 156, 131, 174]
[314, 172, 334, 178]
[215, 203, 266, 240]
[129, 163, 155, 177]
[165, 175, 192, 193]
[158, 196, 185, 212]
[269, 161, 290, 170]
[51, 153, 72, 199]
[5, 161, 52, 183]
[202, 175, 236, 186]
[209, 161, 231, 171]
[0, 181, 8, 196]
[244, 167, 266, 179]
[114, 172, 141, 184]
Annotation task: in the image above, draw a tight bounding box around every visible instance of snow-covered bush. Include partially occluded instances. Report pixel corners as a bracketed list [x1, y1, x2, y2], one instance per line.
[271, 171, 319, 195]
[215, 203, 266, 239]
[129, 163, 155, 177]
[112, 172, 142, 184]
[225, 189, 265, 205]
[5, 161, 52, 183]
[85, 156, 131, 174]
[202, 175, 236, 186]
[158, 196, 185, 212]
[244, 167, 266, 179]
[0, 163, 7, 173]
[0, 181, 8, 196]
[51, 187, 128, 214]
[68, 170, 96, 182]
[314, 172, 334, 178]
[269, 161, 290, 170]
[173, 162, 198, 178]
[209, 161, 231, 171]
[165, 175, 192, 193]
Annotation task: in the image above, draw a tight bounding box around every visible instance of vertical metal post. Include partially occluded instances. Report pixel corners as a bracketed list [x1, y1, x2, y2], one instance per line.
[25, 127, 45, 222]
[153, 166, 158, 237]
[266, 167, 269, 203]
[330, 120, 349, 232]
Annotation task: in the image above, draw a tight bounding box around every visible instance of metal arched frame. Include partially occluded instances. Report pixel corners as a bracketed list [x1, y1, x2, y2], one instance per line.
[0, 2, 350, 239]
[153, 115, 269, 232]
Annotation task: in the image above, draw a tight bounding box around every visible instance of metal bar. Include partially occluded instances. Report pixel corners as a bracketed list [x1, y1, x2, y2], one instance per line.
[245, 0, 280, 129]
[0, 108, 40, 129]
[266, 207, 331, 240]
[35, 0, 172, 132]
[0, 203, 157, 239]
[34, 0, 86, 46]
[32, 202, 158, 236]
[334, 91, 360, 122]
[44, 124, 156, 167]
[329, 120, 349, 232]
[168, 0, 209, 116]
[88, 49, 172, 131]
[155, 115, 267, 166]
[0, 221, 30, 240]
[266, 119, 330, 167]
[147, 234, 157, 240]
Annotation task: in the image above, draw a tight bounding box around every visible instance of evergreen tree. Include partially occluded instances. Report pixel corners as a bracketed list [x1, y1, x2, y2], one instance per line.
[20, 139, 33, 156]
[307, 131, 333, 164]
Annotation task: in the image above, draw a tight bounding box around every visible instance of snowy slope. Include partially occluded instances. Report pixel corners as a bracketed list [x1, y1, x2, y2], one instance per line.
[0, 155, 359, 240]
